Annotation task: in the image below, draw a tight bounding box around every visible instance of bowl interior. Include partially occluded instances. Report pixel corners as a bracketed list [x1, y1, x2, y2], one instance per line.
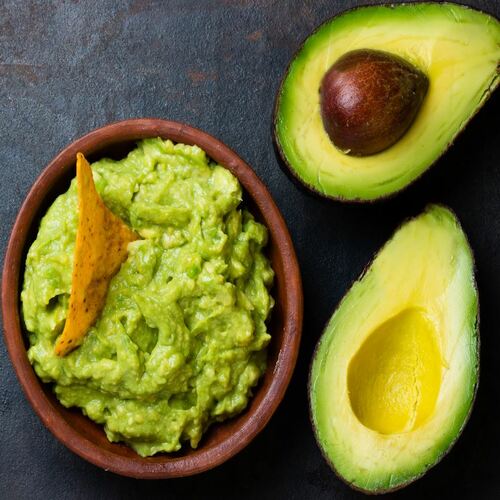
[4, 119, 302, 478]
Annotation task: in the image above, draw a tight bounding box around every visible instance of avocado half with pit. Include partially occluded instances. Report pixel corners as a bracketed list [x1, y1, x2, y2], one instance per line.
[309, 205, 479, 493]
[274, 3, 500, 201]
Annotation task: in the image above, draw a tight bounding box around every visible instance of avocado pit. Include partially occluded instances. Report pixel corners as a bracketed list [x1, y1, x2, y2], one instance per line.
[320, 49, 429, 156]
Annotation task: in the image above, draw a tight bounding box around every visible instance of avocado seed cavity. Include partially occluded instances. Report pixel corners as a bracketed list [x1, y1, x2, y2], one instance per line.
[347, 308, 442, 434]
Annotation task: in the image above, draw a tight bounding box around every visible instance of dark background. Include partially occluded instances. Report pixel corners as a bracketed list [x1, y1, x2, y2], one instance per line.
[1, 0, 499, 498]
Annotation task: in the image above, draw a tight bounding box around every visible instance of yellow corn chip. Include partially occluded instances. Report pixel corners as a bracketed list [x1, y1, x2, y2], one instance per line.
[55, 153, 138, 356]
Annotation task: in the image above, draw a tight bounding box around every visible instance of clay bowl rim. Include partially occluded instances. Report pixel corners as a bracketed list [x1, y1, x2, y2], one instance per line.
[1, 118, 303, 479]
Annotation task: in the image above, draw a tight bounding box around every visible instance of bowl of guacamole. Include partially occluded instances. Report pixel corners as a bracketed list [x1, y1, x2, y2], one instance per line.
[2, 119, 303, 478]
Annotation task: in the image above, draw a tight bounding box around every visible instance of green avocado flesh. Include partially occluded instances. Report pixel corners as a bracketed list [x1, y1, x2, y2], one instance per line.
[275, 3, 500, 201]
[22, 139, 274, 457]
[309, 205, 479, 493]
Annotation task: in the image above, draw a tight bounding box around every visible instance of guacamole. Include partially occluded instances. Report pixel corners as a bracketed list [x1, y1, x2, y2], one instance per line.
[21, 138, 274, 457]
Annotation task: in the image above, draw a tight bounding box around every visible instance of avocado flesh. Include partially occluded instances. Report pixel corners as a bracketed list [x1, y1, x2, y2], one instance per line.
[309, 205, 479, 493]
[275, 3, 500, 201]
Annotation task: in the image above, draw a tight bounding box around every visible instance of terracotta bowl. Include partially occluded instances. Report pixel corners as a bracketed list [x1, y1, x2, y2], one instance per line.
[1, 119, 303, 479]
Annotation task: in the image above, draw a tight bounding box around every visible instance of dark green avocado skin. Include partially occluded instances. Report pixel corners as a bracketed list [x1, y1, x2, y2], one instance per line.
[272, 3, 500, 203]
[307, 204, 480, 494]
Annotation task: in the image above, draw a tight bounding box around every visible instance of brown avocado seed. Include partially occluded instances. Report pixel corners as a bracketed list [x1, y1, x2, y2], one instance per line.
[320, 49, 429, 156]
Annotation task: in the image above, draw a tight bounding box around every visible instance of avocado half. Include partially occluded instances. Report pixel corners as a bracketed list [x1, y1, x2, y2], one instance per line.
[274, 3, 500, 201]
[309, 205, 479, 493]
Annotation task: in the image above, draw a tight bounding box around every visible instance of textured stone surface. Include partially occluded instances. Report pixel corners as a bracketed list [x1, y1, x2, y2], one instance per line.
[1, 0, 499, 498]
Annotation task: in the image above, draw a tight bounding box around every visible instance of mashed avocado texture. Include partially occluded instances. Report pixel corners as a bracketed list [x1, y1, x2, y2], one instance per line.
[21, 138, 274, 457]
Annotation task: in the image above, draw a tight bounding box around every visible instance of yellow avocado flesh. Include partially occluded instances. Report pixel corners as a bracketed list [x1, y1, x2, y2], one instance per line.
[275, 4, 500, 200]
[309, 205, 478, 492]
[348, 308, 441, 435]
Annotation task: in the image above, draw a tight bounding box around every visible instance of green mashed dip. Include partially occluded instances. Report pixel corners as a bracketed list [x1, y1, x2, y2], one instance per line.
[21, 138, 274, 456]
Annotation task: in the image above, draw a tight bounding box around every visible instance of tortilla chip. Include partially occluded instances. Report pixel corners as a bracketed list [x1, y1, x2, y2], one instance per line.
[54, 153, 138, 356]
